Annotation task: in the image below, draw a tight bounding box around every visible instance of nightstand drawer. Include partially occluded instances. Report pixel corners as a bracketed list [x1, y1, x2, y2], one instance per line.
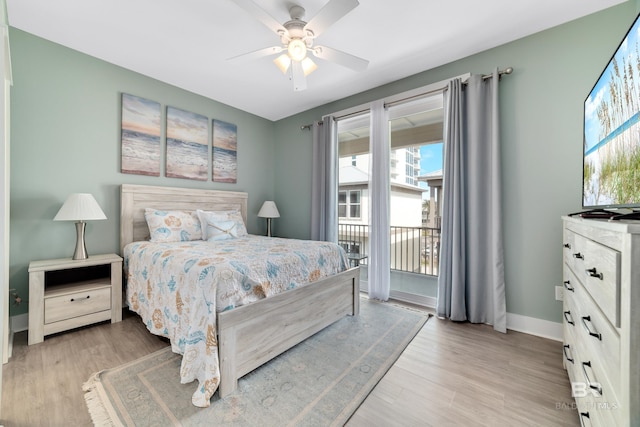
[45, 286, 111, 323]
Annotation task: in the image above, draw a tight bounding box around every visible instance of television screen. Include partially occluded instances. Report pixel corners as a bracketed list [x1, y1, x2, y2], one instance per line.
[583, 13, 640, 209]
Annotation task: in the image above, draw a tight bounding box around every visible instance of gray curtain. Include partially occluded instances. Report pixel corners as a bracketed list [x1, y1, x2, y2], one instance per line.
[436, 70, 507, 333]
[310, 115, 338, 243]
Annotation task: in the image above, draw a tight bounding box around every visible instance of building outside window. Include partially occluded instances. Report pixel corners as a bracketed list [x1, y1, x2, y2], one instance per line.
[338, 190, 361, 219]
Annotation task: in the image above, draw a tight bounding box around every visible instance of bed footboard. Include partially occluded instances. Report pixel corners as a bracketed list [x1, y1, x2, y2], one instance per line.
[216, 266, 360, 397]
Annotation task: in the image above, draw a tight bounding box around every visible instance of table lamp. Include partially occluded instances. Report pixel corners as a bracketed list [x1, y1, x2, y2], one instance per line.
[53, 193, 107, 260]
[258, 201, 280, 237]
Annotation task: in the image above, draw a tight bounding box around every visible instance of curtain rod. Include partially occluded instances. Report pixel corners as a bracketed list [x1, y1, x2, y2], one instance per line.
[385, 67, 514, 109]
[300, 107, 369, 130]
[300, 66, 513, 130]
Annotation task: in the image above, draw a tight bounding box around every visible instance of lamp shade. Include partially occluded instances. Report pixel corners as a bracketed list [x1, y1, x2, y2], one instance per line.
[53, 193, 107, 221]
[258, 201, 280, 218]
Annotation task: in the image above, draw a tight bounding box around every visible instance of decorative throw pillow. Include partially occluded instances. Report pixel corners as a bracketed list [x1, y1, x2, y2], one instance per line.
[144, 209, 202, 242]
[225, 210, 248, 237]
[203, 219, 238, 241]
[196, 209, 248, 239]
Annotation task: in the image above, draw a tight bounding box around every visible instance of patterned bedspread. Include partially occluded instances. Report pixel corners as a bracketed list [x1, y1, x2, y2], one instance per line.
[124, 235, 349, 407]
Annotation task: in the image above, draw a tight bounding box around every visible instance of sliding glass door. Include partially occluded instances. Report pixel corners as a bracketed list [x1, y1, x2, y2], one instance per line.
[334, 92, 444, 304]
[386, 95, 443, 303]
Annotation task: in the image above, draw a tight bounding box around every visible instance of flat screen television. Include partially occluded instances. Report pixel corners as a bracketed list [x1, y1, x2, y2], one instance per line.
[582, 12, 640, 219]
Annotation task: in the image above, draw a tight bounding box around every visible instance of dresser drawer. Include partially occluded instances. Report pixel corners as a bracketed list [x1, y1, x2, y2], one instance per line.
[568, 344, 616, 427]
[570, 284, 620, 393]
[573, 339, 622, 427]
[574, 393, 618, 427]
[562, 275, 578, 340]
[44, 286, 111, 324]
[566, 232, 620, 327]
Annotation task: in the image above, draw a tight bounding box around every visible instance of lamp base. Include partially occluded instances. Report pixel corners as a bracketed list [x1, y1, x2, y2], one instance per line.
[73, 221, 89, 260]
[266, 218, 273, 237]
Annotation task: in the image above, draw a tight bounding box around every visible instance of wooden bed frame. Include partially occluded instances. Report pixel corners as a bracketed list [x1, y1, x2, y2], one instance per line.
[120, 184, 360, 398]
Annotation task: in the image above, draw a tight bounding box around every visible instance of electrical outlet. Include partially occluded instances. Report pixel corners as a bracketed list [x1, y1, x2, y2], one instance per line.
[555, 285, 564, 301]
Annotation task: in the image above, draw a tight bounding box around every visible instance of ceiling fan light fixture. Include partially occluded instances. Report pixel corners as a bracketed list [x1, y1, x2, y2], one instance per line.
[301, 57, 317, 76]
[231, 0, 368, 92]
[274, 54, 291, 73]
[287, 39, 307, 62]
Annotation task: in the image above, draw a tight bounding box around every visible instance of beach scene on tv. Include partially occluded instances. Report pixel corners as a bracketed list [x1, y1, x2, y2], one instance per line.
[583, 16, 640, 208]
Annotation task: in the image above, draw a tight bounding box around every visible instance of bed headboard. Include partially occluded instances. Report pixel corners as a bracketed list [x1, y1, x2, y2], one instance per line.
[120, 184, 248, 253]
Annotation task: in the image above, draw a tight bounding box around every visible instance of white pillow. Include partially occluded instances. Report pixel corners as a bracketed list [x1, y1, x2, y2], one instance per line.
[196, 209, 248, 239]
[203, 219, 238, 241]
[144, 209, 202, 242]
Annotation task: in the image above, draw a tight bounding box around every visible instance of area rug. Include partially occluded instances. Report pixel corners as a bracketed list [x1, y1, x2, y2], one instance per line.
[83, 298, 431, 426]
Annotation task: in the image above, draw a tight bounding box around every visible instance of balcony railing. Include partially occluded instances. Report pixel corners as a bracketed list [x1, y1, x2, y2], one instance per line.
[338, 223, 441, 276]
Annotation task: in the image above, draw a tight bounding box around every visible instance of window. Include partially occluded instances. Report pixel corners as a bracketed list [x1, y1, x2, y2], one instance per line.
[338, 190, 361, 218]
[405, 164, 414, 185]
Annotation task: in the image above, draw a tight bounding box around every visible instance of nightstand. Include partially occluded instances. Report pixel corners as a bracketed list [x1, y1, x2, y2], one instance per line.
[28, 253, 123, 345]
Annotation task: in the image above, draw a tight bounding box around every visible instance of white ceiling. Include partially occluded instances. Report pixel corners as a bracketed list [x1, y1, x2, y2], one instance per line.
[7, 0, 626, 121]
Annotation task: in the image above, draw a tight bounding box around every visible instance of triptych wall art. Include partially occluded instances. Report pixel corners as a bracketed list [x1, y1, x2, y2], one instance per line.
[120, 93, 238, 183]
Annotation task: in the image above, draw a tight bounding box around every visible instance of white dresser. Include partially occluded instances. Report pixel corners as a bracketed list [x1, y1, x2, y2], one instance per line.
[562, 216, 640, 426]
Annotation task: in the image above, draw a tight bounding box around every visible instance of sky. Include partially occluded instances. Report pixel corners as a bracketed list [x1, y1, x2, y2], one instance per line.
[121, 94, 161, 136]
[420, 143, 443, 174]
[166, 107, 208, 145]
[418, 143, 443, 196]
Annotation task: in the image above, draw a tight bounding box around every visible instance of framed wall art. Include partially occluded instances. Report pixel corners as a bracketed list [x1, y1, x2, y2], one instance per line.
[212, 119, 237, 183]
[121, 93, 161, 176]
[166, 106, 208, 181]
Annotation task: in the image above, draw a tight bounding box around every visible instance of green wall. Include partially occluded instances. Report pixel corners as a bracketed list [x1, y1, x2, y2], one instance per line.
[9, 29, 276, 316]
[272, 2, 639, 323]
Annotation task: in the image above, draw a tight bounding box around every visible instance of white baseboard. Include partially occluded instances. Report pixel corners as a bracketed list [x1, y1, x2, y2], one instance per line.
[506, 312, 562, 342]
[10, 313, 28, 333]
[6, 329, 12, 360]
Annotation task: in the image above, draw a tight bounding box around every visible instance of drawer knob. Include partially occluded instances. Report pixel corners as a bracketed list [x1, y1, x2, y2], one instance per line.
[563, 344, 574, 364]
[581, 316, 602, 340]
[582, 361, 603, 396]
[585, 267, 603, 280]
[70, 295, 91, 302]
[573, 252, 584, 259]
[563, 280, 575, 292]
[563, 310, 575, 326]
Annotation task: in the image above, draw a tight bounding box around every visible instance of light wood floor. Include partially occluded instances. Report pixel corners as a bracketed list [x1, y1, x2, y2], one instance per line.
[1, 306, 579, 426]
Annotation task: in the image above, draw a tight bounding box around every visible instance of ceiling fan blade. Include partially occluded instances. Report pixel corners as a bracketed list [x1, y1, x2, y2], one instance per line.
[227, 46, 283, 62]
[231, 0, 287, 35]
[291, 61, 307, 91]
[311, 46, 369, 72]
[304, 0, 359, 38]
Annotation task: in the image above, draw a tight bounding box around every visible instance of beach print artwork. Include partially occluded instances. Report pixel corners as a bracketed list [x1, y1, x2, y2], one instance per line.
[166, 107, 208, 181]
[212, 119, 238, 183]
[121, 94, 161, 176]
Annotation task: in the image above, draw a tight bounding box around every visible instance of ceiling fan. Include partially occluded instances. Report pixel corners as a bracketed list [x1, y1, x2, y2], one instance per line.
[229, 0, 369, 91]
